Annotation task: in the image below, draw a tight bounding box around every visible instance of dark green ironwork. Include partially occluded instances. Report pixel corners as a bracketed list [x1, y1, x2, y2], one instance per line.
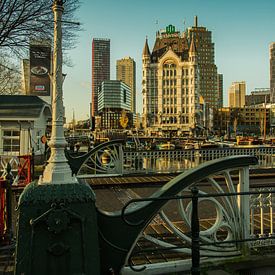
[65, 139, 124, 175]
[97, 155, 258, 273]
[191, 187, 200, 275]
[15, 181, 100, 275]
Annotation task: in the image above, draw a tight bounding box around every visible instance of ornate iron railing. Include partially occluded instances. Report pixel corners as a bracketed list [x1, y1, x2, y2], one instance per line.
[73, 141, 275, 177]
[97, 155, 259, 274]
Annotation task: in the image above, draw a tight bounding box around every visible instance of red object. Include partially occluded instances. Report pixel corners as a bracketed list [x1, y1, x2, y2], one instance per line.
[17, 155, 32, 185]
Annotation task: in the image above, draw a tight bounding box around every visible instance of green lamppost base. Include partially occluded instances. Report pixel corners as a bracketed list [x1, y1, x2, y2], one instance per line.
[15, 181, 100, 275]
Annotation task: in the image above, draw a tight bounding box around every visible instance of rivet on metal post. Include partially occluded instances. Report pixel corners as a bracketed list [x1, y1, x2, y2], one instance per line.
[191, 186, 200, 275]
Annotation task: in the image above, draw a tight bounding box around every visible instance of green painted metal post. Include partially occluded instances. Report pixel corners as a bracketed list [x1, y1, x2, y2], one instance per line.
[15, 181, 100, 274]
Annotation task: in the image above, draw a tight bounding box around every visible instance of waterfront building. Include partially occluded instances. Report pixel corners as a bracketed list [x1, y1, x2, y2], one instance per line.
[91, 38, 110, 118]
[142, 24, 202, 136]
[245, 88, 270, 106]
[116, 57, 136, 113]
[213, 106, 270, 136]
[186, 16, 219, 109]
[270, 43, 275, 103]
[97, 80, 132, 129]
[228, 81, 246, 108]
[142, 19, 219, 136]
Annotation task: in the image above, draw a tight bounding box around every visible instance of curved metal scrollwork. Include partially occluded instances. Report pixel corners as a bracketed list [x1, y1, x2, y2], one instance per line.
[77, 140, 124, 177]
[97, 155, 258, 274]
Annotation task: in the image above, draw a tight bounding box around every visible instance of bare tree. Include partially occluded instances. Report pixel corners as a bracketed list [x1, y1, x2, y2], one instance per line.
[0, 54, 22, 94]
[0, 0, 81, 56]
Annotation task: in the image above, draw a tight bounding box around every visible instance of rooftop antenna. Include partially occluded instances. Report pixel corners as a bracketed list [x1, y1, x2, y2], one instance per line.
[155, 19, 159, 36]
[183, 18, 186, 31]
[194, 15, 198, 27]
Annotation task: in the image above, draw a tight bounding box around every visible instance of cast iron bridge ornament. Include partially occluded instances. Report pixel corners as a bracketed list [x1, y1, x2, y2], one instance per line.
[96, 155, 258, 274]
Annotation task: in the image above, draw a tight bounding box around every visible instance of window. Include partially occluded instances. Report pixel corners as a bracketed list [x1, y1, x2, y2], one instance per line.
[3, 130, 20, 153]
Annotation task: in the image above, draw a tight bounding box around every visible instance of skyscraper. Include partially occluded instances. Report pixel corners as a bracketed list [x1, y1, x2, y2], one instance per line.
[186, 16, 219, 109]
[217, 74, 223, 108]
[270, 42, 275, 103]
[91, 38, 110, 118]
[228, 81, 246, 108]
[116, 57, 136, 113]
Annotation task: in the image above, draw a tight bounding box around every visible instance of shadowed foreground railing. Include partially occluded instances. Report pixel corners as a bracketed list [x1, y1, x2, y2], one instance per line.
[97, 155, 261, 274]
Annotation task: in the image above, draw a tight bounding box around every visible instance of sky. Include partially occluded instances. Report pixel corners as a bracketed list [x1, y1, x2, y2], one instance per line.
[62, 0, 275, 121]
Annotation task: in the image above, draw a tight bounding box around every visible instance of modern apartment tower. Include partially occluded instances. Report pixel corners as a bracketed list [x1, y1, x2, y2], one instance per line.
[270, 43, 275, 103]
[116, 57, 136, 113]
[91, 38, 110, 118]
[186, 16, 219, 109]
[228, 81, 246, 108]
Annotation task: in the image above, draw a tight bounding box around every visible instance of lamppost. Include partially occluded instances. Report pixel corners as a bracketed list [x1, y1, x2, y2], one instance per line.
[15, 1, 100, 274]
[39, 0, 76, 185]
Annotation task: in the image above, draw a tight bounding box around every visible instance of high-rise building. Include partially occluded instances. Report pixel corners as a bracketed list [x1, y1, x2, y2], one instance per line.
[116, 57, 136, 113]
[97, 80, 132, 129]
[270, 43, 275, 103]
[142, 24, 203, 136]
[228, 81, 246, 108]
[91, 38, 110, 118]
[186, 16, 219, 109]
[217, 74, 223, 108]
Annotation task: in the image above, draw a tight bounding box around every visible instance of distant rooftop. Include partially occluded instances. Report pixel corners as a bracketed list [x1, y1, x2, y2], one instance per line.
[0, 95, 51, 118]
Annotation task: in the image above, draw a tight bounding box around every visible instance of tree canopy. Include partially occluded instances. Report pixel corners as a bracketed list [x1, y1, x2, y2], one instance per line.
[0, 0, 81, 56]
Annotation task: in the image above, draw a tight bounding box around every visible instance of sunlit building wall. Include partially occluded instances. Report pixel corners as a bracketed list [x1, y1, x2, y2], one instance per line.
[142, 24, 201, 136]
[116, 57, 136, 113]
[228, 81, 246, 108]
[270, 43, 275, 103]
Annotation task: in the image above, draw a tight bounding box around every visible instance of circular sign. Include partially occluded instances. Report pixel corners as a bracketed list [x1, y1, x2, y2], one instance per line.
[41, 135, 47, 144]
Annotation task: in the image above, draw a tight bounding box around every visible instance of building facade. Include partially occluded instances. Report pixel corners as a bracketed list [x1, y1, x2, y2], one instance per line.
[142, 22, 218, 135]
[186, 16, 219, 109]
[0, 95, 51, 157]
[116, 57, 136, 113]
[213, 107, 270, 136]
[91, 38, 110, 118]
[142, 24, 202, 136]
[245, 88, 270, 106]
[97, 80, 132, 129]
[228, 81, 246, 108]
[270, 43, 275, 103]
[217, 74, 223, 108]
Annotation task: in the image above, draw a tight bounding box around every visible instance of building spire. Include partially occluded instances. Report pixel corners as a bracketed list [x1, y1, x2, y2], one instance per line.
[189, 35, 196, 54]
[142, 37, 150, 56]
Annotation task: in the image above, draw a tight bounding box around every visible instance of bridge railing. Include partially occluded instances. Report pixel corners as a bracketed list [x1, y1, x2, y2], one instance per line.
[97, 156, 259, 274]
[73, 140, 275, 178]
[123, 147, 275, 175]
